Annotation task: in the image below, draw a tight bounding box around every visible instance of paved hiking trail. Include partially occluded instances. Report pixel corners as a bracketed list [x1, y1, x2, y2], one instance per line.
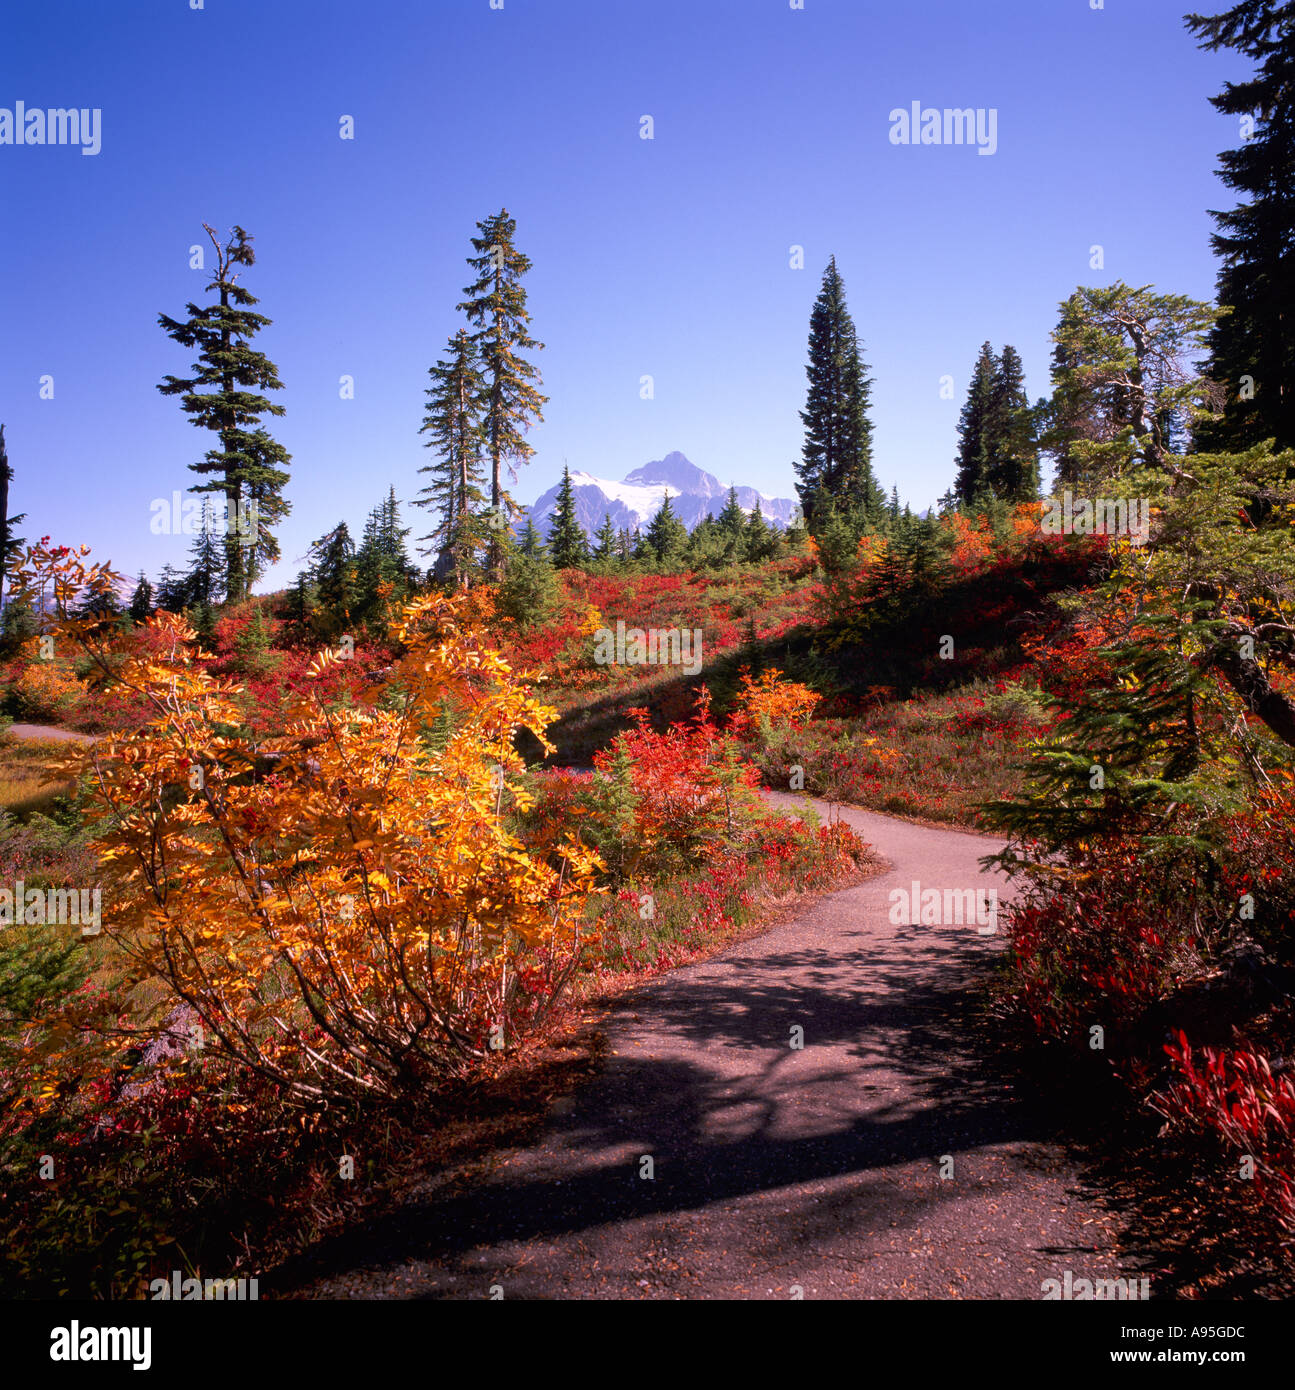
[3, 723, 96, 743]
[285, 794, 1133, 1300]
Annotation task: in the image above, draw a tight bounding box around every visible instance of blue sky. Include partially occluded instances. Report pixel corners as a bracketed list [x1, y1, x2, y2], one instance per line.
[0, 0, 1249, 591]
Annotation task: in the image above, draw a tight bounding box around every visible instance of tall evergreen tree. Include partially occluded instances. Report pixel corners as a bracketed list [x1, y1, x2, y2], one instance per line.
[954, 343, 999, 505]
[457, 209, 547, 562]
[0, 425, 25, 614]
[415, 328, 487, 584]
[548, 465, 589, 569]
[1187, 2, 1295, 452]
[987, 345, 1041, 501]
[796, 257, 881, 530]
[157, 224, 291, 603]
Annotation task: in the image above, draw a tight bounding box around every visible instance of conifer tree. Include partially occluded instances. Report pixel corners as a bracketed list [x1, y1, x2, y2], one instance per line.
[642, 493, 688, 566]
[355, 489, 414, 629]
[954, 343, 999, 505]
[128, 572, 154, 622]
[796, 257, 881, 530]
[592, 513, 619, 566]
[498, 527, 560, 627]
[457, 209, 546, 565]
[0, 425, 24, 615]
[157, 224, 291, 603]
[548, 465, 589, 569]
[1187, 2, 1295, 451]
[309, 522, 357, 634]
[1041, 283, 1216, 490]
[186, 499, 225, 609]
[745, 500, 777, 562]
[986, 345, 1041, 501]
[155, 564, 186, 613]
[415, 328, 487, 585]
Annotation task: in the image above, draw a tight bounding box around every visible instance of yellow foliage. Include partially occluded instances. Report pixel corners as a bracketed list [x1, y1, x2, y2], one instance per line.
[10, 542, 604, 1101]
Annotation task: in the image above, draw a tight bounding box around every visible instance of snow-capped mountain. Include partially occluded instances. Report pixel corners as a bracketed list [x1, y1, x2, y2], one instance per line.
[525, 452, 796, 540]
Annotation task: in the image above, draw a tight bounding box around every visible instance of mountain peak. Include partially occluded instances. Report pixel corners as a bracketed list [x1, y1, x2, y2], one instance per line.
[623, 451, 726, 499]
[524, 452, 794, 541]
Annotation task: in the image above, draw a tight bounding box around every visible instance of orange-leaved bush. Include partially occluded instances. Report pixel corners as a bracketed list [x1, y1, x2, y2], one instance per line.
[9, 542, 603, 1103]
[728, 666, 820, 739]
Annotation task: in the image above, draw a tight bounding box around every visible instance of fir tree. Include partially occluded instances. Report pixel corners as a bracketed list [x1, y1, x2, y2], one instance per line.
[155, 564, 186, 613]
[0, 424, 25, 615]
[796, 256, 881, 531]
[497, 538, 560, 628]
[642, 493, 688, 566]
[548, 465, 589, 569]
[157, 224, 291, 603]
[415, 328, 487, 586]
[954, 343, 999, 505]
[457, 209, 546, 565]
[185, 499, 225, 609]
[354, 489, 414, 631]
[128, 572, 154, 622]
[1187, 2, 1295, 451]
[308, 523, 357, 635]
[592, 513, 619, 565]
[986, 345, 1041, 502]
[745, 500, 777, 562]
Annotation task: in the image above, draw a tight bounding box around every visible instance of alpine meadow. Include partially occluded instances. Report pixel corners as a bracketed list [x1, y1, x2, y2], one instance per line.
[2, 0, 1294, 1368]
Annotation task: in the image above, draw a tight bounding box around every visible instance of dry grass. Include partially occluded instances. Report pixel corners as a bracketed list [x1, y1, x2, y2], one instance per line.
[0, 736, 80, 817]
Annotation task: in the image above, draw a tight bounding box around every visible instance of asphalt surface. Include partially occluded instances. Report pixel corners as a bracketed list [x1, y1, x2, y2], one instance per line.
[282, 793, 1132, 1300]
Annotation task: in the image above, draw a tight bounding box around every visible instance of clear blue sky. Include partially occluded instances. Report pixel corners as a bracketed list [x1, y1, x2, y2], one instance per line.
[0, 0, 1249, 591]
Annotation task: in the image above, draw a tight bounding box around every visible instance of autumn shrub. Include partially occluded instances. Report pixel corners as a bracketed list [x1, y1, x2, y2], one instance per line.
[585, 691, 761, 880]
[6, 541, 604, 1107]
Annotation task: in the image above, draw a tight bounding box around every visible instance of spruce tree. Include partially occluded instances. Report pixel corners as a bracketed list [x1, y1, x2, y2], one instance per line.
[0, 425, 24, 615]
[548, 465, 589, 569]
[1187, 2, 1295, 451]
[517, 516, 548, 558]
[415, 328, 487, 585]
[457, 209, 546, 564]
[954, 342, 998, 505]
[796, 256, 881, 531]
[157, 224, 291, 603]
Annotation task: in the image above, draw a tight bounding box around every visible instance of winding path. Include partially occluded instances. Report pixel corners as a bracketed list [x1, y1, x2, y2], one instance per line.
[283, 794, 1133, 1299]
